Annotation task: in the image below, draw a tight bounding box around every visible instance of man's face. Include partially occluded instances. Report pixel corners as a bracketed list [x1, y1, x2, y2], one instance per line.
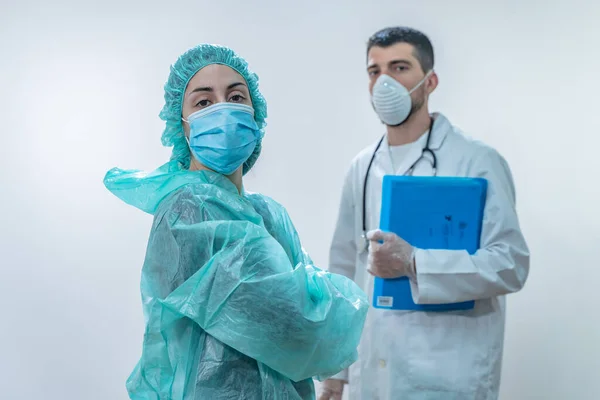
[367, 43, 436, 117]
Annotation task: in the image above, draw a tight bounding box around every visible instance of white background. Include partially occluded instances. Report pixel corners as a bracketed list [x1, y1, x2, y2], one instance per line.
[1, 0, 599, 399]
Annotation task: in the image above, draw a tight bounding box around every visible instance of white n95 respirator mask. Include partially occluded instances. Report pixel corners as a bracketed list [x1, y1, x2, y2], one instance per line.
[371, 71, 432, 126]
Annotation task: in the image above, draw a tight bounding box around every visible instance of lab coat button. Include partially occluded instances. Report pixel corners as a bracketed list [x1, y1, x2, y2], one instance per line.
[379, 359, 386, 368]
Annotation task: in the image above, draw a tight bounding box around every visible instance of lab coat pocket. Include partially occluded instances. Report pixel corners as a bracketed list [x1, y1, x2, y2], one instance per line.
[406, 313, 491, 396]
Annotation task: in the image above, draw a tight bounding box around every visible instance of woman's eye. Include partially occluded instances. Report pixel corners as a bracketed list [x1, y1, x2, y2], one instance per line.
[229, 94, 245, 103]
[196, 99, 211, 108]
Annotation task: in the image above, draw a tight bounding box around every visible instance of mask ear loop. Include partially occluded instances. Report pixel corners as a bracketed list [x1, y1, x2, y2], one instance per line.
[181, 119, 202, 171]
[408, 69, 434, 94]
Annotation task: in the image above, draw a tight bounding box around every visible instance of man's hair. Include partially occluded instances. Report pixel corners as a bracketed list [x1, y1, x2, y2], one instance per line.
[367, 27, 434, 73]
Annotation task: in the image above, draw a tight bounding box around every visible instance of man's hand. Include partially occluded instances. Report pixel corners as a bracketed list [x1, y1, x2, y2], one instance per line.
[318, 379, 345, 400]
[367, 229, 416, 279]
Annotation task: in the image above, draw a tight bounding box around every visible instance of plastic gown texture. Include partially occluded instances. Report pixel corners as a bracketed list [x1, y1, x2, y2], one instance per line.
[103, 44, 368, 400]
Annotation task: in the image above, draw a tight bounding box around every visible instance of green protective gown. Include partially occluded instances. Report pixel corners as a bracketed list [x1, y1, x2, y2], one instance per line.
[104, 163, 368, 399]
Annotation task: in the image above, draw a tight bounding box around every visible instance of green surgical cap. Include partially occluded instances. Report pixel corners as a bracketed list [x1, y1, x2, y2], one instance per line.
[160, 44, 268, 174]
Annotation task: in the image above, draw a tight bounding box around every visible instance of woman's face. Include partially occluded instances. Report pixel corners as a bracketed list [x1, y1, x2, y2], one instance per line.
[181, 64, 253, 137]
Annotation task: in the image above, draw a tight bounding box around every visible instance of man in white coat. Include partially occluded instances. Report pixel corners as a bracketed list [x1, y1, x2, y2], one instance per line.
[318, 27, 530, 400]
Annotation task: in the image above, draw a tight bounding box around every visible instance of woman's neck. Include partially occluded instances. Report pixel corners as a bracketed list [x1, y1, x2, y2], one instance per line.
[189, 159, 243, 194]
[228, 169, 243, 194]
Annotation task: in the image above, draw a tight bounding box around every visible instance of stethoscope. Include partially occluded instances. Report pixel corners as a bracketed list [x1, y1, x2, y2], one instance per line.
[361, 118, 438, 251]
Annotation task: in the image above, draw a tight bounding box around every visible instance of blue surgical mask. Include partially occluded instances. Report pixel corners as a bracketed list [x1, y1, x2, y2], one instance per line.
[183, 103, 260, 175]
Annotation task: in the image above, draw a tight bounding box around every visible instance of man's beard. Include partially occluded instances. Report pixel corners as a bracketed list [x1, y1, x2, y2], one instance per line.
[396, 86, 425, 126]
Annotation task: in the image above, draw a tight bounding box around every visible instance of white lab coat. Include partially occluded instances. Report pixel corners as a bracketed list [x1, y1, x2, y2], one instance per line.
[328, 113, 529, 400]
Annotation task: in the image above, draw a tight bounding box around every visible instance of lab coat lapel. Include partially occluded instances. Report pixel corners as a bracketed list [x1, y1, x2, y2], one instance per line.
[428, 112, 450, 151]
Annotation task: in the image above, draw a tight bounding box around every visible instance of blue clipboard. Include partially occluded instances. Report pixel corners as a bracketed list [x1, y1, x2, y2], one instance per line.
[373, 176, 488, 311]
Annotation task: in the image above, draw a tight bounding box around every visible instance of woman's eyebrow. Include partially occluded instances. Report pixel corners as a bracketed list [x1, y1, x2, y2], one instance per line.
[227, 82, 247, 90]
[187, 86, 213, 96]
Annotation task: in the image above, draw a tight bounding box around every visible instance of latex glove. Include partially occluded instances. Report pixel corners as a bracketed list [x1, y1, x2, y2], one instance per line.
[367, 229, 416, 279]
[318, 379, 344, 400]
